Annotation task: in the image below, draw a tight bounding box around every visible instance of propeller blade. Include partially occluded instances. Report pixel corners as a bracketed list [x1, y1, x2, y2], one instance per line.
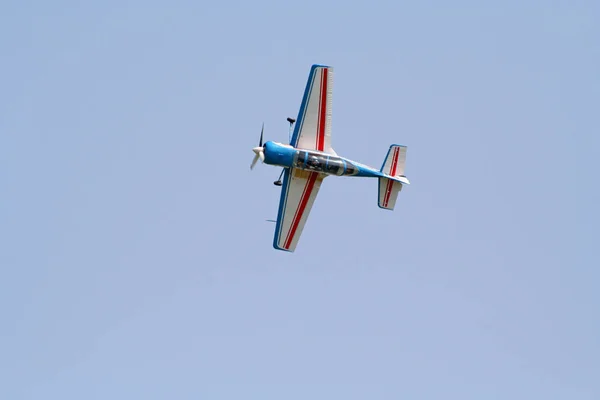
[259, 123, 264, 147]
[250, 153, 260, 169]
[251, 124, 265, 170]
[250, 147, 264, 170]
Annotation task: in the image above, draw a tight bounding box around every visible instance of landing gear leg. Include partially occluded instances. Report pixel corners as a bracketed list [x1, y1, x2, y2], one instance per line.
[274, 169, 284, 186]
[287, 117, 296, 143]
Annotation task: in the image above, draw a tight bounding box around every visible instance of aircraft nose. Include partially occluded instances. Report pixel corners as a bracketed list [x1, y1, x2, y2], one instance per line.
[263, 141, 277, 153]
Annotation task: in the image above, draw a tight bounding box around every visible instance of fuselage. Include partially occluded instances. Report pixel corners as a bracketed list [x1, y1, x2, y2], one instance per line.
[262, 141, 384, 178]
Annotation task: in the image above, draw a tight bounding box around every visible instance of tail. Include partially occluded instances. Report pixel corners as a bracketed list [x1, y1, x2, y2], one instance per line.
[378, 145, 409, 210]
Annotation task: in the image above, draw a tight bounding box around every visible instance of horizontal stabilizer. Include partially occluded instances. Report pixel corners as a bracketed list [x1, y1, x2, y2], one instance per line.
[380, 145, 407, 179]
[378, 177, 403, 210]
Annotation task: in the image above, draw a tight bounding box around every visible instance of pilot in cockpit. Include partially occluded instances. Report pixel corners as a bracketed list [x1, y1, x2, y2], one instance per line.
[307, 157, 320, 169]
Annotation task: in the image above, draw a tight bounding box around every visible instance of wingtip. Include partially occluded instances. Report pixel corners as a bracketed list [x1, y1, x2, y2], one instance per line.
[273, 243, 294, 253]
[311, 63, 332, 70]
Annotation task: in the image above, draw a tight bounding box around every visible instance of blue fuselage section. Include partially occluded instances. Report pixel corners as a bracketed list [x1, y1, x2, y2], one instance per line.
[262, 141, 383, 178]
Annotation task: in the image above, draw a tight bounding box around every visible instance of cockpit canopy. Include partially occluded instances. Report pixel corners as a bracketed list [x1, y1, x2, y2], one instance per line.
[293, 150, 359, 176]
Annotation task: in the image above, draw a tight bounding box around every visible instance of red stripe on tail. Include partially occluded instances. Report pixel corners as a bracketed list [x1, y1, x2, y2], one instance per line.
[383, 147, 399, 207]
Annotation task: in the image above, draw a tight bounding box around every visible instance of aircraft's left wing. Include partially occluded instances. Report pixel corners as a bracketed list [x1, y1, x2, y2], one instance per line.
[290, 65, 335, 154]
[273, 168, 325, 252]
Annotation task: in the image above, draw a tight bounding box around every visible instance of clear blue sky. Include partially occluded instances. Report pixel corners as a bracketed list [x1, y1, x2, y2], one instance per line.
[2, 1, 599, 398]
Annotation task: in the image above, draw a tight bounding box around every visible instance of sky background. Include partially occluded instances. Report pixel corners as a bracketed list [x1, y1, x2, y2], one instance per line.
[1, 0, 599, 399]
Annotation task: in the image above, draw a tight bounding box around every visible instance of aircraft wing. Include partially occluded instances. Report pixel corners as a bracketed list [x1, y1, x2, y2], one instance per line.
[273, 168, 325, 252]
[290, 65, 335, 154]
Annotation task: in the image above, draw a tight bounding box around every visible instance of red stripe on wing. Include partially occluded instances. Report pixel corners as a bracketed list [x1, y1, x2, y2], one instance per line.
[283, 172, 319, 249]
[316, 68, 328, 151]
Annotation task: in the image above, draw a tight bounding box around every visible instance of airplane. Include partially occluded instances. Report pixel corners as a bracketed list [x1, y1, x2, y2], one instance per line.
[250, 64, 410, 252]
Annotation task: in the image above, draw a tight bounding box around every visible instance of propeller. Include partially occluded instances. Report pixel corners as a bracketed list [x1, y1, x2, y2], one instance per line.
[250, 123, 265, 169]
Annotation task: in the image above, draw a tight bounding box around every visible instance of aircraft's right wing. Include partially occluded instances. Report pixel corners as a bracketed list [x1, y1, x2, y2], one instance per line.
[273, 168, 325, 252]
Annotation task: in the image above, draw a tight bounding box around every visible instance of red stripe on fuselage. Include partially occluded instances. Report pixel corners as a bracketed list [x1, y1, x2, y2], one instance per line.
[283, 172, 318, 249]
[316, 68, 328, 151]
